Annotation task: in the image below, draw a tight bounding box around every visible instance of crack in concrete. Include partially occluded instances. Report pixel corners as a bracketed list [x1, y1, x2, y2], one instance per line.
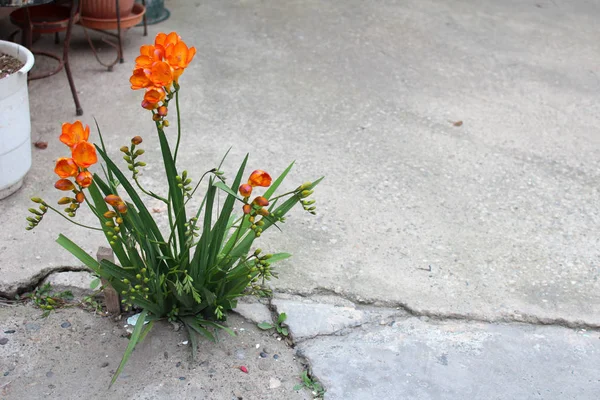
[0, 265, 92, 299]
[274, 287, 600, 331]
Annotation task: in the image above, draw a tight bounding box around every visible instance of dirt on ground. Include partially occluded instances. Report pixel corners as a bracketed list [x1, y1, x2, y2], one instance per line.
[0, 304, 312, 400]
[0, 52, 24, 79]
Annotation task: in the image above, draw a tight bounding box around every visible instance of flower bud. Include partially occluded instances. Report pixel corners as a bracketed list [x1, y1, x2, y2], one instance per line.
[120, 146, 129, 153]
[58, 197, 71, 205]
[104, 194, 122, 206]
[54, 179, 75, 191]
[131, 136, 143, 145]
[75, 192, 85, 203]
[103, 211, 117, 218]
[163, 120, 170, 127]
[157, 106, 168, 117]
[116, 202, 128, 214]
[299, 182, 312, 191]
[239, 183, 252, 197]
[152, 114, 161, 122]
[257, 208, 269, 217]
[116, 217, 123, 224]
[105, 221, 115, 227]
[300, 190, 313, 198]
[242, 204, 252, 214]
[252, 196, 269, 207]
[134, 149, 145, 156]
[31, 197, 44, 203]
[254, 248, 262, 255]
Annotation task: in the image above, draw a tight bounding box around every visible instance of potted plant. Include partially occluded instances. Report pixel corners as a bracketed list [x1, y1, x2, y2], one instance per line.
[81, 0, 135, 19]
[0, 40, 34, 199]
[26, 31, 322, 386]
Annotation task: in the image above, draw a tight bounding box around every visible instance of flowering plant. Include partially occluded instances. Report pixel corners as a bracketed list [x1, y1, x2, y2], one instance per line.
[26, 32, 321, 385]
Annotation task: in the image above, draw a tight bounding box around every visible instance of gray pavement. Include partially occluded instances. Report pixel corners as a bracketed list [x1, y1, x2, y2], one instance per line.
[1, 0, 599, 398]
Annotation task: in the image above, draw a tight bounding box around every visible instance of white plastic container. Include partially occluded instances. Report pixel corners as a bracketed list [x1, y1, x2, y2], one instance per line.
[0, 40, 34, 199]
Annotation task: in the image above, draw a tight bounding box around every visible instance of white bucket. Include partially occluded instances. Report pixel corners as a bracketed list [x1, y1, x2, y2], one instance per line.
[0, 40, 34, 199]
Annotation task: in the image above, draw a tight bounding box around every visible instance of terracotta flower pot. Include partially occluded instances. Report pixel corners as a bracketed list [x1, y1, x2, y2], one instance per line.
[81, 0, 135, 19]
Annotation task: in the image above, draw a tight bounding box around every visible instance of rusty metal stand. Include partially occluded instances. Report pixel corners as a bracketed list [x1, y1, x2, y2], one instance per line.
[80, 0, 147, 71]
[13, 0, 83, 116]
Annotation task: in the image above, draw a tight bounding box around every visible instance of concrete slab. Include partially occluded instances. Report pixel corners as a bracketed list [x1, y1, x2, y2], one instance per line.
[0, 305, 312, 400]
[1, 0, 598, 326]
[297, 315, 600, 400]
[42, 270, 97, 299]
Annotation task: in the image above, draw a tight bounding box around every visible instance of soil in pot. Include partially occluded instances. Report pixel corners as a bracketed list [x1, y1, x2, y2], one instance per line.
[0, 52, 24, 79]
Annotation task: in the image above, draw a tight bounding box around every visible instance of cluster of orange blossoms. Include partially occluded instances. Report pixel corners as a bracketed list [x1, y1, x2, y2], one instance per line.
[129, 32, 196, 110]
[53, 121, 98, 205]
[239, 170, 272, 216]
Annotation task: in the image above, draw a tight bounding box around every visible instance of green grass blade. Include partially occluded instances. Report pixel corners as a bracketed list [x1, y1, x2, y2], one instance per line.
[110, 309, 148, 388]
[185, 323, 199, 360]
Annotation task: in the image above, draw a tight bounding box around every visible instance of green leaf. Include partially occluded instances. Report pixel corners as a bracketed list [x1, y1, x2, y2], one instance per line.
[156, 127, 187, 254]
[257, 322, 274, 330]
[183, 317, 216, 342]
[293, 384, 303, 391]
[277, 312, 287, 324]
[185, 324, 199, 360]
[89, 278, 100, 290]
[110, 309, 149, 388]
[56, 234, 101, 274]
[280, 327, 289, 336]
[264, 161, 294, 199]
[213, 181, 241, 200]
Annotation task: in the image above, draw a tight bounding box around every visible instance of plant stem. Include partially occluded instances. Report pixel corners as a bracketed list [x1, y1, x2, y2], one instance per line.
[133, 176, 169, 204]
[173, 89, 182, 163]
[45, 205, 104, 231]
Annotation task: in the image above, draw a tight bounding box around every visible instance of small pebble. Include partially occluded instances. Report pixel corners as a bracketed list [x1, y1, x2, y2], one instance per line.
[48, 384, 55, 389]
[164, 351, 169, 359]
[100, 362, 109, 368]
[3, 372, 9, 377]
[0, 338, 8, 345]
[239, 366, 248, 373]
[25, 323, 40, 332]
[273, 354, 279, 360]
[176, 362, 182, 368]
[60, 322, 71, 329]
[259, 352, 268, 358]
[255, 344, 260, 349]
[179, 377, 186, 381]
[46, 371, 54, 378]
[4, 330, 15, 334]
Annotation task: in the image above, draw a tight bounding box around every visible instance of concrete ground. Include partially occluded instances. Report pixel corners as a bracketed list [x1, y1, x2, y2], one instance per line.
[1, 0, 599, 398]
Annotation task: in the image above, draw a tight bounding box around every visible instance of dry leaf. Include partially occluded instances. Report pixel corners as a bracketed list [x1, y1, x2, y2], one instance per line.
[152, 208, 162, 213]
[452, 120, 463, 127]
[34, 141, 48, 149]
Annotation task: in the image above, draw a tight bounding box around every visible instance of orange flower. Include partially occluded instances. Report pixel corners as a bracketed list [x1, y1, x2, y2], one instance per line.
[60, 121, 90, 148]
[239, 183, 252, 197]
[242, 204, 252, 214]
[130, 68, 152, 90]
[248, 170, 272, 187]
[75, 192, 85, 203]
[135, 44, 165, 68]
[54, 158, 78, 178]
[142, 88, 166, 109]
[166, 42, 196, 81]
[54, 178, 75, 191]
[76, 171, 93, 188]
[147, 61, 173, 88]
[104, 194, 123, 206]
[252, 196, 269, 207]
[155, 32, 180, 49]
[72, 141, 97, 168]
